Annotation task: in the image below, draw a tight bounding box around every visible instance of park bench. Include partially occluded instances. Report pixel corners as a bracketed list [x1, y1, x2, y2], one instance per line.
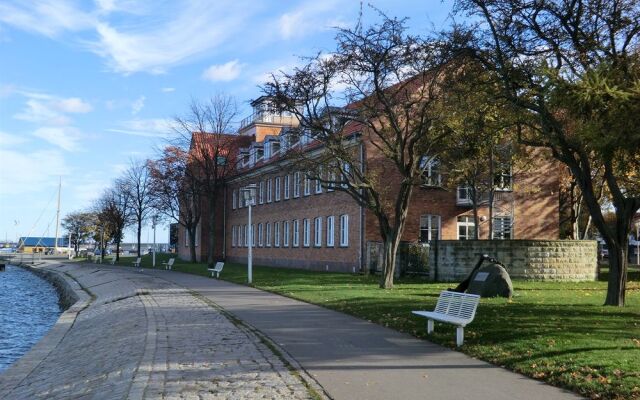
[412, 291, 480, 346]
[207, 262, 224, 278]
[162, 258, 175, 270]
[109, 255, 116, 265]
[132, 257, 141, 268]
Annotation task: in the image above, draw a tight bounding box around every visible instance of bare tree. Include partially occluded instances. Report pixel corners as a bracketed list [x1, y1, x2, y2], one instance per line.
[148, 146, 201, 262]
[123, 159, 154, 257]
[95, 179, 132, 261]
[456, 0, 640, 305]
[173, 95, 243, 266]
[264, 14, 455, 288]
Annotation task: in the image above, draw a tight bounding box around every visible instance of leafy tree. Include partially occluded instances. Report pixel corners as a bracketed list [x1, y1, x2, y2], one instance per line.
[456, 0, 640, 305]
[61, 211, 96, 257]
[436, 63, 523, 238]
[148, 146, 201, 262]
[264, 14, 454, 288]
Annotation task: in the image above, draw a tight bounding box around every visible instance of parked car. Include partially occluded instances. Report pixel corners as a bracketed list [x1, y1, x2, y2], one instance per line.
[599, 246, 609, 259]
[94, 248, 112, 256]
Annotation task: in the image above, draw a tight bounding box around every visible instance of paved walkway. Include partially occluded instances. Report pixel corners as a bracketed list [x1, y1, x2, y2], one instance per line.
[139, 268, 583, 400]
[0, 262, 314, 400]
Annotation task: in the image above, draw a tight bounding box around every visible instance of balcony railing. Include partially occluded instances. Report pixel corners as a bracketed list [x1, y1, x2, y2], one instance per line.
[239, 112, 298, 130]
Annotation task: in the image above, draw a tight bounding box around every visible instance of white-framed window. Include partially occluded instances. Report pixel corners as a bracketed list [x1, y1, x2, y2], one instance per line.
[456, 186, 473, 206]
[244, 225, 248, 247]
[275, 177, 281, 201]
[265, 222, 271, 247]
[494, 162, 513, 191]
[252, 224, 256, 247]
[264, 141, 271, 160]
[341, 163, 350, 188]
[339, 214, 349, 247]
[303, 218, 310, 247]
[327, 168, 335, 192]
[420, 214, 441, 242]
[315, 167, 323, 194]
[326, 216, 335, 247]
[232, 226, 237, 247]
[457, 216, 476, 240]
[283, 221, 290, 247]
[293, 172, 301, 198]
[274, 222, 280, 247]
[258, 223, 263, 247]
[493, 216, 513, 239]
[259, 181, 264, 204]
[284, 175, 290, 199]
[293, 219, 300, 247]
[232, 190, 237, 209]
[238, 225, 243, 247]
[303, 173, 311, 196]
[314, 217, 322, 247]
[420, 156, 442, 186]
[267, 179, 273, 203]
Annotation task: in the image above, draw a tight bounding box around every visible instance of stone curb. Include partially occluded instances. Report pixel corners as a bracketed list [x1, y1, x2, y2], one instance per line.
[0, 262, 92, 395]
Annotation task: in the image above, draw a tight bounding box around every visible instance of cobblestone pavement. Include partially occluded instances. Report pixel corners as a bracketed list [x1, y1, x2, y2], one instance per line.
[0, 263, 315, 400]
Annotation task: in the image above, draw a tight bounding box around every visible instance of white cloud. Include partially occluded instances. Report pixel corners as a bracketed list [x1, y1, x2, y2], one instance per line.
[0, 0, 94, 38]
[0, 131, 29, 147]
[108, 118, 174, 137]
[131, 95, 145, 114]
[33, 126, 84, 152]
[54, 97, 93, 113]
[15, 99, 71, 125]
[277, 0, 342, 40]
[0, 148, 69, 196]
[13, 93, 92, 126]
[202, 60, 244, 82]
[90, 1, 251, 74]
[161, 87, 175, 93]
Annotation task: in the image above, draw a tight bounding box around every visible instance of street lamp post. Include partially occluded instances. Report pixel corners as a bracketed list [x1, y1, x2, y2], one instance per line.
[152, 215, 159, 268]
[636, 222, 639, 266]
[240, 184, 257, 284]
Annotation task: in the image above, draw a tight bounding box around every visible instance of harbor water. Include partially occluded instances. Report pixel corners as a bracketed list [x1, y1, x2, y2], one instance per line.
[0, 265, 61, 371]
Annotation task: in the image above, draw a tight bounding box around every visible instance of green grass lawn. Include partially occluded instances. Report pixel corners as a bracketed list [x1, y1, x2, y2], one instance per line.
[107, 254, 640, 399]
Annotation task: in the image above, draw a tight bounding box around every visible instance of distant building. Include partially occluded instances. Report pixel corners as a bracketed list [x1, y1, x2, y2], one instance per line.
[18, 237, 69, 253]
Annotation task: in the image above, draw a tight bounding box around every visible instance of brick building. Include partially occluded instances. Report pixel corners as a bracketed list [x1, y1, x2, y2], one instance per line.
[178, 96, 560, 272]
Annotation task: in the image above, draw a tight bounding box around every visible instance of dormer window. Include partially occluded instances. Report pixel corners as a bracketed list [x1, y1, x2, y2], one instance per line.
[264, 141, 271, 160]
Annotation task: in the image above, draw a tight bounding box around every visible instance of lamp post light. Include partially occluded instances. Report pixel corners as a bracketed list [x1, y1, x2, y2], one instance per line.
[240, 184, 257, 284]
[152, 215, 159, 268]
[636, 222, 639, 266]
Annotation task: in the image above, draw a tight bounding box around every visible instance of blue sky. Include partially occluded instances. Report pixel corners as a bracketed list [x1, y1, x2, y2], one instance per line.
[0, 0, 454, 244]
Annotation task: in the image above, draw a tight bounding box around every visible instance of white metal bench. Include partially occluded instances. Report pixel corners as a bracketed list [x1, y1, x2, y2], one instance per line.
[207, 262, 224, 278]
[162, 258, 175, 270]
[132, 257, 141, 268]
[109, 255, 116, 265]
[412, 291, 480, 346]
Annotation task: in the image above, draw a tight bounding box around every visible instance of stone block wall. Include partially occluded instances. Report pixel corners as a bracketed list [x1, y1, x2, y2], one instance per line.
[428, 240, 597, 282]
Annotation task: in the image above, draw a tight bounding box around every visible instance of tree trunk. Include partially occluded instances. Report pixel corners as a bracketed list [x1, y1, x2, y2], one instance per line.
[605, 242, 628, 306]
[380, 233, 401, 289]
[136, 219, 142, 257]
[206, 194, 218, 267]
[472, 187, 480, 240]
[188, 226, 197, 263]
[116, 240, 121, 262]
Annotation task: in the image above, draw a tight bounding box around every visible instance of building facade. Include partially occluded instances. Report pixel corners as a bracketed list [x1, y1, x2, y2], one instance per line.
[178, 96, 560, 272]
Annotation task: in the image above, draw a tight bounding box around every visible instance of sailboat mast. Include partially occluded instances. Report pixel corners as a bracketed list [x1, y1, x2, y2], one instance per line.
[54, 177, 61, 253]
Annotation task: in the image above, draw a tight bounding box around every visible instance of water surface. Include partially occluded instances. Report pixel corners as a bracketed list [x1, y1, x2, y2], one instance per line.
[0, 265, 61, 372]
